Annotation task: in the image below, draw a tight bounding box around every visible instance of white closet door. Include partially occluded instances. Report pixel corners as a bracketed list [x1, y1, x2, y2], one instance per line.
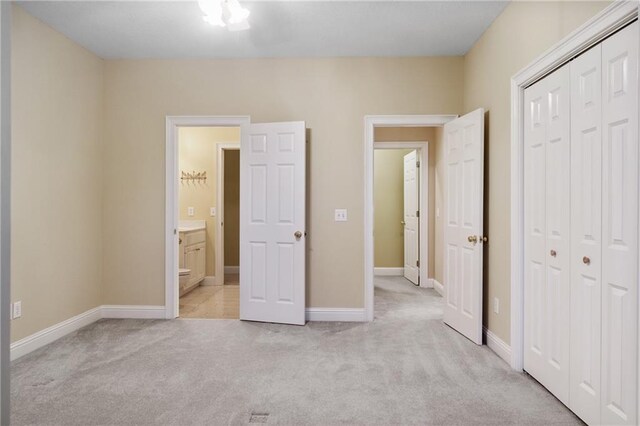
[601, 21, 638, 426]
[403, 150, 419, 285]
[570, 44, 602, 425]
[524, 64, 571, 405]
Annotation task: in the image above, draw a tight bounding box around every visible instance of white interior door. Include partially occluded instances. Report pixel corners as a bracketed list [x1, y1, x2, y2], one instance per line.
[523, 64, 571, 406]
[601, 21, 638, 426]
[443, 108, 485, 345]
[240, 121, 306, 325]
[569, 43, 602, 425]
[403, 150, 419, 285]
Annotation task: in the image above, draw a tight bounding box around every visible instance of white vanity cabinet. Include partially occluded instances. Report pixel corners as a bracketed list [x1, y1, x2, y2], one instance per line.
[179, 228, 206, 295]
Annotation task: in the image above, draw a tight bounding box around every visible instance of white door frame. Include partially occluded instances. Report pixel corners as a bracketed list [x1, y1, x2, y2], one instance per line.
[510, 2, 638, 371]
[215, 143, 240, 286]
[165, 116, 250, 319]
[374, 142, 428, 285]
[364, 115, 457, 321]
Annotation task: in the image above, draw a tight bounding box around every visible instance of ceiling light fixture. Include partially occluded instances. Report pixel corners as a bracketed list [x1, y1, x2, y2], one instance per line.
[198, 0, 250, 31]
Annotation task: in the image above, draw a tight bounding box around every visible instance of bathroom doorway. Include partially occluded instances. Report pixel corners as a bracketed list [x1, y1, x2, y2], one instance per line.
[176, 127, 241, 319]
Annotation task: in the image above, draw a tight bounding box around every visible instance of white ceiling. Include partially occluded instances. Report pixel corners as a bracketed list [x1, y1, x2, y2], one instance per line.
[17, 1, 509, 59]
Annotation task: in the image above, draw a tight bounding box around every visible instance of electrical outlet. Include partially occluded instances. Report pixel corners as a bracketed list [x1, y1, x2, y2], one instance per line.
[188, 207, 195, 217]
[210, 207, 216, 217]
[493, 297, 499, 314]
[13, 301, 22, 319]
[335, 209, 348, 222]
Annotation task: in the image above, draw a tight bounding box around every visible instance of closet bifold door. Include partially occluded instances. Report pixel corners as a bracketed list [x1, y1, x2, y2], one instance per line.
[601, 21, 638, 426]
[524, 64, 571, 405]
[569, 43, 602, 426]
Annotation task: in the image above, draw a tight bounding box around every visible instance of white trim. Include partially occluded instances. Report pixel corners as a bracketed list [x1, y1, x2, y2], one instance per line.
[10, 307, 102, 361]
[224, 266, 239, 274]
[510, 2, 638, 371]
[305, 308, 367, 322]
[432, 278, 444, 296]
[216, 143, 241, 286]
[201, 276, 218, 286]
[483, 326, 511, 365]
[364, 115, 457, 322]
[420, 277, 434, 289]
[101, 305, 166, 319]
[166, 116, 250, 320]
[374, 267, 403, 276]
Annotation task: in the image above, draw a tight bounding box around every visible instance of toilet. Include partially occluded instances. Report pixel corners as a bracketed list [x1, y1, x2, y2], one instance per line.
[179, 268, 191, 296]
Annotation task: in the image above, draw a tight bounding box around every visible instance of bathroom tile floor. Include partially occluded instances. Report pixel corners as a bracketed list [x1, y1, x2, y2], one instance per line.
[179, 274, 239, 319]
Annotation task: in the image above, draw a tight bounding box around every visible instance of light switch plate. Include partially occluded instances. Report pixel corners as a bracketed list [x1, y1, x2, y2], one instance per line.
[188, 207, 195, 217]
[210, 207, 216, 217]
[335, 209, 348, 222]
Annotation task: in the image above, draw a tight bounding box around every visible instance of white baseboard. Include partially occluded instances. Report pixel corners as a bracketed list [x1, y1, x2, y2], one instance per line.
[11, 304, 166, 360]
[201, 276, 219, 286]
[305, 308, 366, 322]
[101, 305, 166, 319]
[432, 278, 444, 296]
[420, 278, 434, 289]
[483, 326, 511, 364]
[10, 306, 102, 361]
[224, 266, 239, 274]
[374, 267, 403, 276]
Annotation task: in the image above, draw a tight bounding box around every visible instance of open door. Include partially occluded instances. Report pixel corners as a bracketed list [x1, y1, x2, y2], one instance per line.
[443, 108, 485, 345]
[403, 150, 419, 285]
[239, 121, 306, 325]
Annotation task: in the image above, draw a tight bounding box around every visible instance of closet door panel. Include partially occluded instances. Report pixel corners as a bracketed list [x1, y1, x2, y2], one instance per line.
[524, 78, 549, 388]
[601, 21, 638, 426]
[570, 44, 602, 426]
[544, 65, 572, 405]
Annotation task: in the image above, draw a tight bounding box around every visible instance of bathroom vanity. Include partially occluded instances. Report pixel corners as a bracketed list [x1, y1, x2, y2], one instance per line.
[179, 222, 206, 296]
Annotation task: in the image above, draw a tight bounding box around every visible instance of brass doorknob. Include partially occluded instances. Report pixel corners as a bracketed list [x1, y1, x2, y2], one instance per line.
[550, 250, 557, 257]
[294, 231, 303, 240]
[468, 235, 478, 244]
[401, 221, 406, 225]
[583, 256, 591, 265]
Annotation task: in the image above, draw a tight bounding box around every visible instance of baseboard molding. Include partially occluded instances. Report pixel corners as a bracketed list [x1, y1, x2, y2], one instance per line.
[201, 276, 219, 286]
[224, 266, 239, 274]
[374, 267, 403, 276]
[11, 304, 166, 360]
[101, 305, 166, 319]
[483, 326, 511, 364]
[305, 308, 366, 322]
[432, 278, 444, 296]
[10, 306, 102, 361]
[420, 278, 434, 289]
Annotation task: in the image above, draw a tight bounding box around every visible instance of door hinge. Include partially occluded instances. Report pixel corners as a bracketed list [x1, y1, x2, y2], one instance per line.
[416, 260, 420, 267]
[416, 161, 420, 168]
[416, 210, 420, 218]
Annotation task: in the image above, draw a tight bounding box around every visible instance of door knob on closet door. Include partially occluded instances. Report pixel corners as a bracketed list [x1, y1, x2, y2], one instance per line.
[468, 235, 478, 244]
[294, 231, 303, 240]
[550, 250, 557, 257]
[583, 256, 591, 265]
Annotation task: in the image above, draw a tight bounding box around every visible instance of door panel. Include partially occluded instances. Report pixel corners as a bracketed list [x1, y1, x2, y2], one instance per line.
[524, 64, 571, 405]
[443, 108, 484, 345]
[570, 43, 602, 425]
[240, 122, 306, 325]
[601, 21, 638, 426]
[403, 150, 419, 284]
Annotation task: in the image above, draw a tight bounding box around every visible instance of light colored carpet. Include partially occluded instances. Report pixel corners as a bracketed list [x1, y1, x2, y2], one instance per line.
[11, 276, 582, 425]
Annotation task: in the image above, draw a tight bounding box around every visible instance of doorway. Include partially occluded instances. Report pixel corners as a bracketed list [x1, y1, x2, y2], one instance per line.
[176, 127, 241, 319]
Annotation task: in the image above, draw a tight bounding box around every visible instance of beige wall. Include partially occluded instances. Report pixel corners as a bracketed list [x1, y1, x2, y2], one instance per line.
[374, 127, 437, 278]
[223, 150, 240, 267]
[102, 57, 463, 307]
[11, 6, 104, 342]
[462, 1, 611, 343]
[373, 149, 412, 268]
[178, 127, 240, 277]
